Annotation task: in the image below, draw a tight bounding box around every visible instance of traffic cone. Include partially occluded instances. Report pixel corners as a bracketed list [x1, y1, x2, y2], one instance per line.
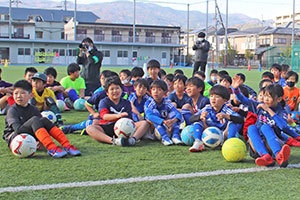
[4, 59, 8, 68]
[248, 62, 251, 71]
[170, 62, 173, 69]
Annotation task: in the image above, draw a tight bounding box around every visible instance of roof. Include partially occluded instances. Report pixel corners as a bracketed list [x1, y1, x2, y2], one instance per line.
[259, 27, 300, 35]
[254, 46, 275, 55]
[78, 22, 181, 30]
[0, 6, 99, 23]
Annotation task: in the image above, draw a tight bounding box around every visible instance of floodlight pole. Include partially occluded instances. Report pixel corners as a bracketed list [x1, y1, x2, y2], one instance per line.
[206, 0, 209, 36]
[187, 3, 190, 63]
[74, 0, 77, 40]
[224, 0, 228, 67]
[133, 0, 136, 43]
[292, 0, 295, 47]
[9, 0, 12, 39]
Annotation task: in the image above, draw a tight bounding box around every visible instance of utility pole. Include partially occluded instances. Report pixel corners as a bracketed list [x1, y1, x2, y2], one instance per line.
[74, 0, 77, 40]
[133, 0, 136, 43]
[292, 0, 295, 47]
[206, 0, 209, 36]
[9, 0, 12, 39]
[64, 0, 67, 11]
[215, 0, 219, 66]
[186, 3, 190, 64]
[225, 0, 228, 67]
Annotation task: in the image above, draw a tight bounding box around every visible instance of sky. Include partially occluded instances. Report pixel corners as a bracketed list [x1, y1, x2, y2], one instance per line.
[53, 0, 299, 20]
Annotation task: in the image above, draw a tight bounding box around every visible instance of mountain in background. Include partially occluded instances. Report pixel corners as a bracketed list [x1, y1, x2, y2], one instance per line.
[0, 0, 274, 30]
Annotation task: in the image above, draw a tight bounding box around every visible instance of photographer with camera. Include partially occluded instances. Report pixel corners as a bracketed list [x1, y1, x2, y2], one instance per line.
[77, 37, 103, 96]
[192, 32, 210, 75]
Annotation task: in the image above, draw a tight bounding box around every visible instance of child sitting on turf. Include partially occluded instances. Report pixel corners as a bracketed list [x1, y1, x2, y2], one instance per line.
[168, 74, 192, 111]
[189, 85, 243, 152]
[193, 71, 212, 98]
[120, 69, 135, 98]
[93, 70, 112, 94]
[131, 67, 144, 84]
[174, 69, 184, 76]
[283, 71, 300, 112]
[144, 80, 183, 146]
[181, 77, 210, 125]
[219, 75, 232, 93]
[158, 69, 167, 80]
[3, 80, 81, 158]
[24, 67, 38, 83]
[60, 63, 86, 108]
[163, 74, 175, 95]
[0, 68, 13, 114]
[146, 59, 160, 87]
[235, 73, 257, 99]
[247, 84, 291, 167]
[261, 71, 274, 81]
[281, 64, 290, 80]
[207, 69, 218, 86]
[270, 64, 286, 87]
[86, 76, 149, 146]
[129, 78, 150, 122]
[44, 67, 65, 101]
[30, 72, 63, 126]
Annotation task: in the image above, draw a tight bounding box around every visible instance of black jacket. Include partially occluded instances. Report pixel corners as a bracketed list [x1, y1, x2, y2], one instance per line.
[192, 39, 210, 62]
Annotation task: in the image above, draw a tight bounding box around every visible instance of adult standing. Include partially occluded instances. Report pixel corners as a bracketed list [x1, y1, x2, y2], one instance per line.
[77, 37, 103, 96]
[192, 32, 210, 75]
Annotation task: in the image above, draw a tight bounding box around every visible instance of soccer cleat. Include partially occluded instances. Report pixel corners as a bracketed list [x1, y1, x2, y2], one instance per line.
[80, 129, 88, 136]
[295, 136, 300, 142]
[47, 146, 67, 158]
[255, 154, 275, 167]
[172, 137, 183, 145]
[286, 137, 300, 147]
[112, 137, 136, 147]
[64, 98, 74, 109]
[161, 137, 173, 146]
[64, 145, 81, 156]
[189, 140, 205, 152]
[61, 125, 74, 134]
[275, 144, 291, 168]
[56, 119, 64, 127]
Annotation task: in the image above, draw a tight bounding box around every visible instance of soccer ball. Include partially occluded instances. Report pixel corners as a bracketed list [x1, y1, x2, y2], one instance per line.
[10, 134, 37, 158]
[41, 110, 57, 123]
[202, 127, 223, 148]
[291, 111, 300, 124]
[114, 118, 136, 138]
[222, 138, 247, 162]
[181, 125, 195, 146]
[74, 99, 86, 111]
[56, 100, 66, 112]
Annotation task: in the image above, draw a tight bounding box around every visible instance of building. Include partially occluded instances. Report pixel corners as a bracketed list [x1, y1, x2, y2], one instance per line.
[0, 6, 183, 66]
[275, 13, 300, 27]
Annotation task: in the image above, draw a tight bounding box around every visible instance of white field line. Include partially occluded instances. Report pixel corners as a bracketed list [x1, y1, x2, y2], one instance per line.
[1, 163, 300, 194]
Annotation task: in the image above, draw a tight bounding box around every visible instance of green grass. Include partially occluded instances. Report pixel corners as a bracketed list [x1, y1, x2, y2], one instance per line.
[0, 65, 298, 199]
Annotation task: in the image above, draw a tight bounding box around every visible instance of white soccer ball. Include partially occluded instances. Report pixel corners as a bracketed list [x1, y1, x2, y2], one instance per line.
[10, 134, 37, 158]
[41, 110, 57, 123]
[56, 100, 66, 112]
[202, 126, 224, 148]
[114, 118, 136, 138]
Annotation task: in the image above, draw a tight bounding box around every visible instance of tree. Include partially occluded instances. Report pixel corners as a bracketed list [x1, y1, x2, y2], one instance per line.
[219, 42, 237, 66]
[245, 49, 254, 61]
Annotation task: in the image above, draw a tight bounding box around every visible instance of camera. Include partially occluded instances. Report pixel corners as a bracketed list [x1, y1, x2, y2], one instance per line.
[79, 43, 89, 49]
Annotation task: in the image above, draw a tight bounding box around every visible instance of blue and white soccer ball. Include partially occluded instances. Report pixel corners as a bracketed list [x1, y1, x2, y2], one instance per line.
[181, 125, 195, 146]
[202, 126, 223, 148]
[291, 111, 300, 124]
[74, 99, 87, 111]
[41, 110, 57, 124]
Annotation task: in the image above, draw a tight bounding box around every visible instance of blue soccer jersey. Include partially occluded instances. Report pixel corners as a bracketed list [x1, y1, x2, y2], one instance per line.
[168, 92, 192, 109]
[128, 93, 150, 114]
[144, 97, 182, 125]
[192, 95, 210, 113]
[98, 97, 132, 125]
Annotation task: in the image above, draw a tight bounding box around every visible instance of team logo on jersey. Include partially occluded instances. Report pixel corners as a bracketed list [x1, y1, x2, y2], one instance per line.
[161, 110, 168, 118]
[110, 107, 124, 114]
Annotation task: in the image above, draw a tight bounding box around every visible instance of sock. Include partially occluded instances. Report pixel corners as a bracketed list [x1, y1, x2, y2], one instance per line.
[155, 124, 169, 140]
[181, 109, 192, 125]
[70, 120, 93, 131]
[260, 124, 282, 157]
[283, 126, 300, 138]
[247, 125, 268, 156]
[280, 133, 289, 142]
[227, 123, 241, 139]
[193, 122, 204, 141]
[172, 122, 180, 139]
[68, 89, 79, 102]
[35, 128, 57, 150]
[56, 92, 64, 101]
[49, 126, 70, 148]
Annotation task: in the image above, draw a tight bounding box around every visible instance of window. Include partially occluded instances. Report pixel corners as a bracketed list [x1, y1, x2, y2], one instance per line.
[35, 16, 43, 22]
[36, 31, 43, 39]
[274, 38, 286, 44]
[102, 50, 110, 57]
[18, 48, 24, 55]
[14, 25, 24, 38]
[117, 51, 128, 57]
[59, 49, 65, 56]
[61, 32, 64, 39]
[162, 52, 167, 59]
[94, 29, 104, 41]
[133, 51, 138, 58]
[25, 48, 31, 55]
[129, 31, 139, 42]
[145, 31, 155, 43]
[53, 49, 59, 53]
[112, 30, 122, 42]
[117, 50, 122, 57]
[4, 14, 9, 20]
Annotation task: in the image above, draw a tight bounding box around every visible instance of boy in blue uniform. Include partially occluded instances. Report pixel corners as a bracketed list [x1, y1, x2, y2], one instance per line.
[86, 77, 149, 146]
[270, 64, 286, 87]
[128, 78, 150, 122]
[146, 59, 160, 87]
[145, 80, 183, 146]
[189, 85, 243, 152]
[181, 77, 210, 125]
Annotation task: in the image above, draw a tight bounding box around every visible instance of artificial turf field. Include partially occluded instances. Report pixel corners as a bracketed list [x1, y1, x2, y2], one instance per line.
[1, 65, 300, 200]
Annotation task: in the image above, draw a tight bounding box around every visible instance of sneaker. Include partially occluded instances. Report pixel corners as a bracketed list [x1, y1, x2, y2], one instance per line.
[56, 119, 64, 127]
[255, 154, 275, 167]
[161, 137, 173, 146]
[65, 98, 74, 109]
[64, 145, 81, 156]
[295, 136, 300, 142]
[61, 125, 74, 134]
[65, 106, 70, 111]
[275, 144, 291, 168]
[172, 137, 183, 145]
[112, 137, 136, 147]
[286, 137, 300, 147]
[47, 146, 67, 158]
[189, 140, 205, 152]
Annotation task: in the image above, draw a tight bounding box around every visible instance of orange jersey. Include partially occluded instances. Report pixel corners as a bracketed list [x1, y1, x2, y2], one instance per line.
[283, 86, 300, 111]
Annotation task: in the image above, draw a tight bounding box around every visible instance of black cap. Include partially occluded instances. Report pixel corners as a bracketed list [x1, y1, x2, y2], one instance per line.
[31, 72, 47, 82]
[198, 32, 206, 38]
